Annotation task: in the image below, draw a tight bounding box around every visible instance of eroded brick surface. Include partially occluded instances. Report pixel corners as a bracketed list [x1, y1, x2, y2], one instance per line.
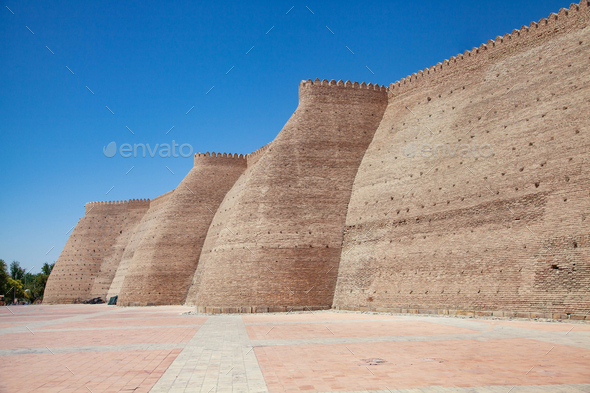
[334, 5, 590, 315]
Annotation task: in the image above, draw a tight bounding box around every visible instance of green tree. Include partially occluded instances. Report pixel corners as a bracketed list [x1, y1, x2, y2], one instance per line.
[10, 261, 25, 281]
[32, 262, 55, 301]
[32, 273, 48, 300]
[1, 260, 54, 303]
[23, 272, 36, 303]
[7, 277, 25, 303]
[0, 259, 10, 297]
[41, 262, 54, 276]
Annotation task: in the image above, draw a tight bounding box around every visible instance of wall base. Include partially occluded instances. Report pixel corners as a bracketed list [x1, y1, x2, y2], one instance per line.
[333, 306, 590, 321]
[193, 305, 331, 314]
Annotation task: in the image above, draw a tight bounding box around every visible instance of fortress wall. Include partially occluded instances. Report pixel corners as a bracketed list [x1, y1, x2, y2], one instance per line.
[246, 142, 272, 168]
[185, 158, 260, 307]
[148, 189, 174, 208]
[117, 154, 247, 306]
[106, 192, 173, 300]
[333, 3, 590, 316]
[87, 199, 151, 299]
[185, 80, 388, 312]
[44, 200, 150, 303]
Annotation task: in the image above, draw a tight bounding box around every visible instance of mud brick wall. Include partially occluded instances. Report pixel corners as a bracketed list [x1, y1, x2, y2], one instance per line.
[47, 2, 589, 316]
[43, 200, 149, 304]
[185, 80, 388, 311]
[333, 2, 590, 315]
[106, 191, 174, 300]
[88, 200, 152, 300]
[116, 153, 247, 306]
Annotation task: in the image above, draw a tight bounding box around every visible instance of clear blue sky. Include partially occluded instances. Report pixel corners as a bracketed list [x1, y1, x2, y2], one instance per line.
[0, 0, 571, 273]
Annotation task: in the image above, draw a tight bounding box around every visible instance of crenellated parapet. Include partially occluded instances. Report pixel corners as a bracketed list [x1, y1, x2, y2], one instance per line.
[149, 190, 174, 209]
[127, 198, 151, 210]
[246, 142, 272, 168]
[299, 78, 387, 91]
[45, 197, 152, 304]
[388, 2, 590, 98]
[84, 199, 150, 215]
[299, 78, 388, 105]
[194, 151, 248, 168]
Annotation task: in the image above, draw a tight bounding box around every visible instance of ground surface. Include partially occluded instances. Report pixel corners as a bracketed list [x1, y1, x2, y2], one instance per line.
[0, 305, 589, 392]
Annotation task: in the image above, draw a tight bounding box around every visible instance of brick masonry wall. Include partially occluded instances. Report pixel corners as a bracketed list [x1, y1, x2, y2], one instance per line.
[46, 3, 589, 316]
[247, 142, 272, 168]
[333, 3, 590, 315]
[44, 200, 149, 304]
[184, 157, 256, 307]
[88, 200, 151, 300]
[106, 191, 173, 300]
[185, 80, 388, 311]
[117, 153, 247, 306]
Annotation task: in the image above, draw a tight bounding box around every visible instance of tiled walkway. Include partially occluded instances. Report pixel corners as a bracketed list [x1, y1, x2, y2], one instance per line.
[0, 305, 589, 392]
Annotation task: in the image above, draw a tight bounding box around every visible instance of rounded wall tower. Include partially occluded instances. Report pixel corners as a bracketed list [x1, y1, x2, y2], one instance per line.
[117, 153, 247, 306]
[44, 200, 149, 304]
[185, 79, 388, 312]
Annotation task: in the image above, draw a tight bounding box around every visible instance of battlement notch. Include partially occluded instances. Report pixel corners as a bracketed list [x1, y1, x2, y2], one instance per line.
[84, 198, 150, 215]
[194, 151, 248, 167]
[245, 142, 272, 168]
[387, 1, 589, 98]
[299, 78, 387, 104]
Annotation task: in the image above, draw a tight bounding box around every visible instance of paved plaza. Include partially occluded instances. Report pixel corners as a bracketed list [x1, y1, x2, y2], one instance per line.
[0, 305, 589, 392]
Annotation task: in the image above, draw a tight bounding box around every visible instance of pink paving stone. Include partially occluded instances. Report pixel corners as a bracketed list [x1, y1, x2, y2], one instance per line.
[0, 349, 181, 393]
[0, 305, 199, 392]
[243, 313, 399, 324]
[4, 304, 589, 392]
[0, 323, 30, 328]
[1, 305, 107, 316]
[0, 326, 199, 349]
[88, 312, 189, 319]
[0, 315, 78, 322]
[476, 319, 590, 332]
[246, 320, 478, 340]
[38, 316, 207, 330]
[254, 338, 590, 392]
